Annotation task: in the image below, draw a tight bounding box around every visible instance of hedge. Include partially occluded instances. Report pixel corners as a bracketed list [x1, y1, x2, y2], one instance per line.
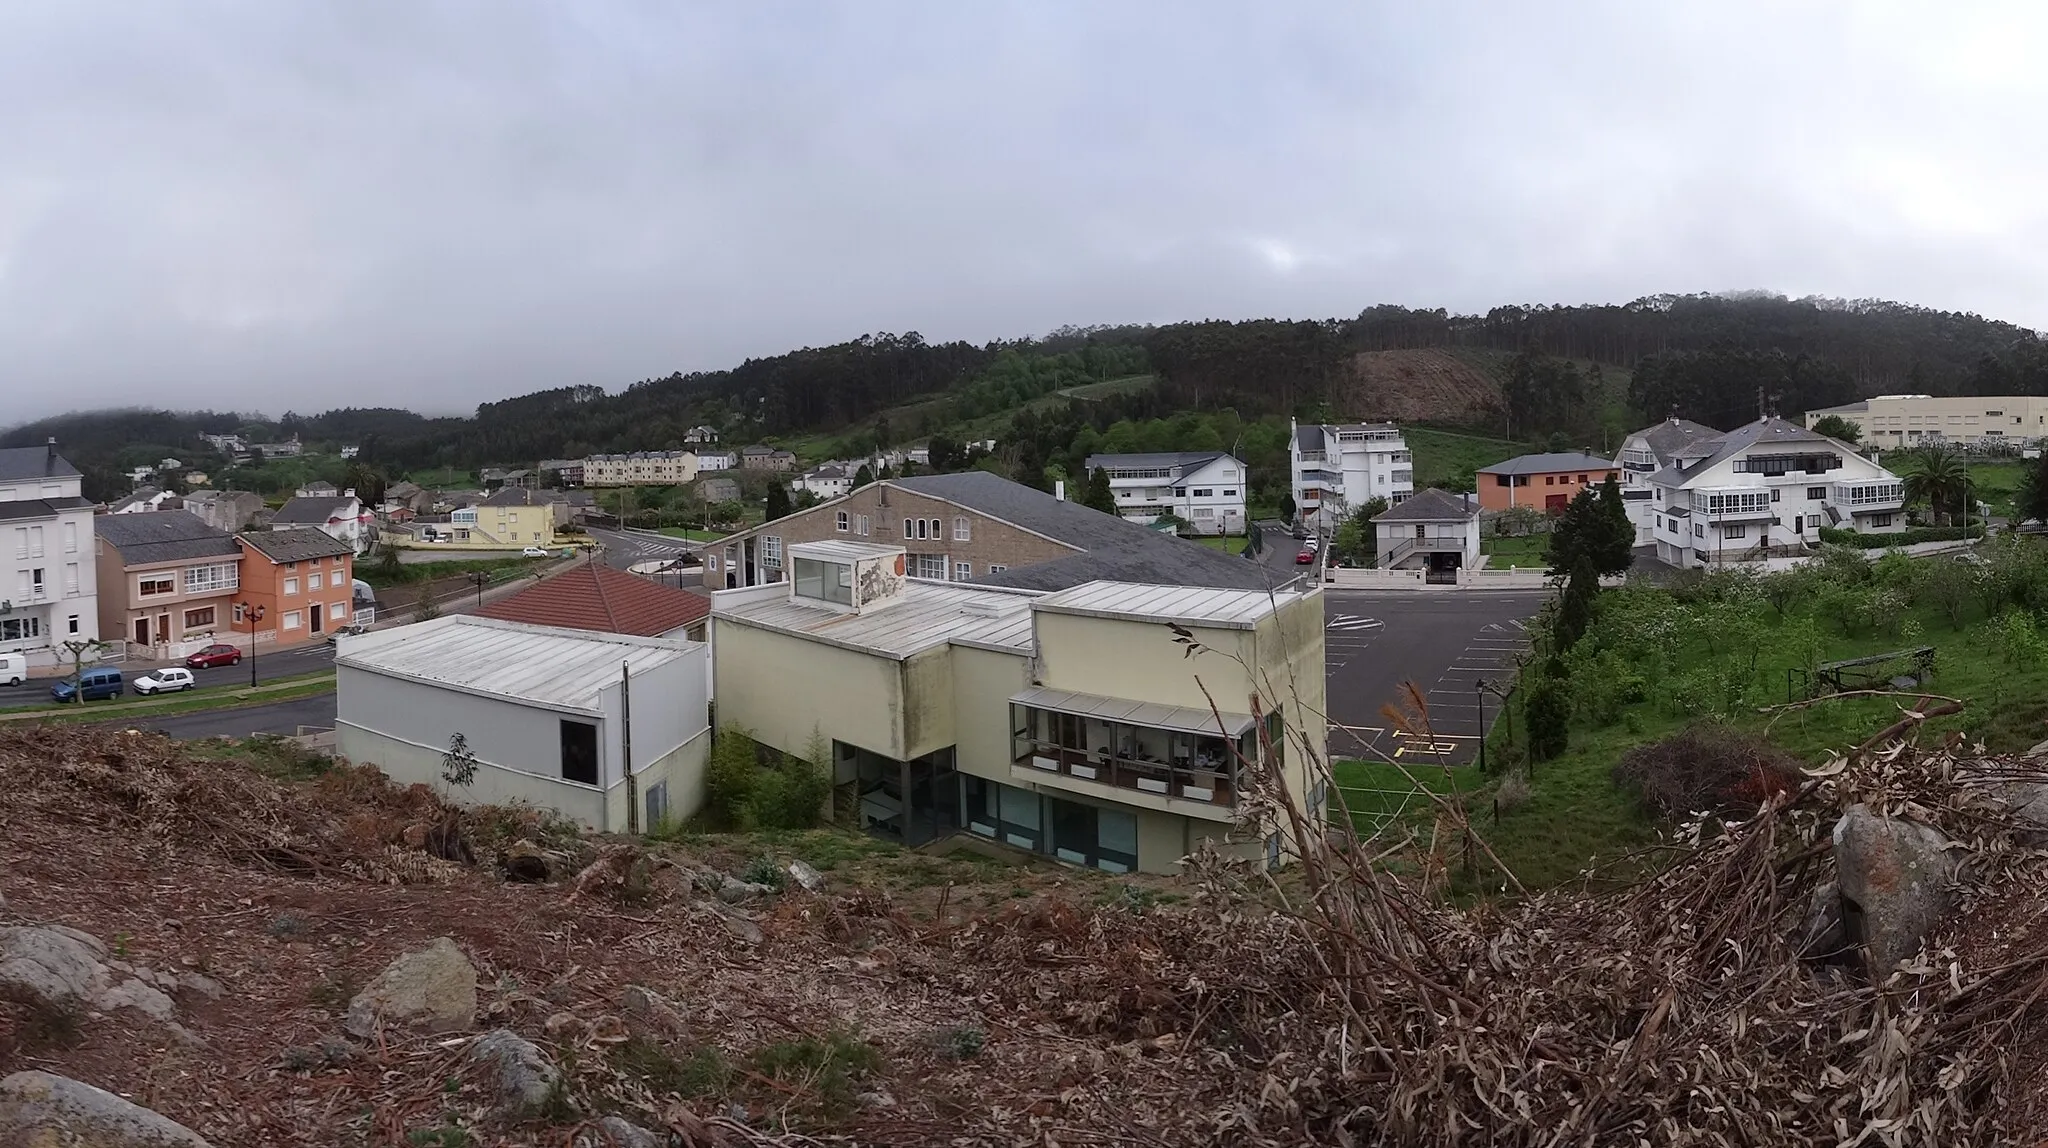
[1817, 523, 1985, 548]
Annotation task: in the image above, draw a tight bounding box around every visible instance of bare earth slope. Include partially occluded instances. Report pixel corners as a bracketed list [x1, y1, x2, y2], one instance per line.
[1331, 347, 1505, 424]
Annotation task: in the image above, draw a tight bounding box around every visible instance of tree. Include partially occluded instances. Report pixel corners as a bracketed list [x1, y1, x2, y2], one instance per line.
[1544, 489, 1597, 571]
[1082, 466, 1116, 514]
[2017, 452, 2048, 526]
[1812, 415, 1862, 444]
[440, 732, 479, 793]
[1899, 446, 1970, 525]
[343, 462, 388, 508]
[764, 482, 792, 522]
[1553, 556, 1598, 651]
[1525, 668, 1570, 762]
[852, 464, 874, 489]
[1278, 490, 1296, 523]
[1591, 475, 1634, 575]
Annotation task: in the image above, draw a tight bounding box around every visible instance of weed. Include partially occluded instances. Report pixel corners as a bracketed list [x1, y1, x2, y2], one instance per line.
[751, 1029, 882, 1109]
[280, 1046, 321, 1073]
[612, 1034, 729, 1097]
[740, 855, 787, 891]
[936, 1024, 986, 1061]
[111, 931, 131, 959]
[536, 1077, 578, 1124]
[308, 971, 360, 1014]
[1112, 885, 1165, 914]
[268, 912, 307, 938]
[1493, 773, 1533, 816]
[406, 1123, 470, 1147]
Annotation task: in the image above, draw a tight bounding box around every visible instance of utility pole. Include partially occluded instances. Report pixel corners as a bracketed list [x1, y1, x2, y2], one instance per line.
[622, 661, 636, 834]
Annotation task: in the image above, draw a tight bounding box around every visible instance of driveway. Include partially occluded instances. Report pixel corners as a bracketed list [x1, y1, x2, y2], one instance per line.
[100, 693, 338, 740]
[1322, 590, 1547, 766]
[584, 526, 701, 571]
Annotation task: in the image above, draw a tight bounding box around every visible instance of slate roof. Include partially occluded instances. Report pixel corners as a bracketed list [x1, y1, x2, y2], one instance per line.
[1083, 452, 1226, 471]
[480, 487, 564, 507]
[1631, 418, 1723, 461]
[1651, 417, 1849, 488]
[237, 528, 353, 564]
[1293, 424, 1325, 452]
[95, 511, 243, 566]
[887, 471, 1293, 593]
[1372, 488, 1477, 523]
[0, 497, 93, 523]
[1477, 452, 1618, 476]
[272, 495, 357, 524]
[0, 445, 82, 482]
[475, 563, 711, 636]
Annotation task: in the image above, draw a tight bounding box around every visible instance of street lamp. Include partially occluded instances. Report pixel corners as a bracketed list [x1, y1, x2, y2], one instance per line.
[239, 601, 265, 688]
[1475, 678, 1488, 773]
[468, 570, 491, 608]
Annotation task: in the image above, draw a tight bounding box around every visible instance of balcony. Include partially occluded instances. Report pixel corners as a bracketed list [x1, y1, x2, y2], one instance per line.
[1009, 690, 1266, 824]
[1689, 488, 1774, 521]
[1833, 482, 1904, 510]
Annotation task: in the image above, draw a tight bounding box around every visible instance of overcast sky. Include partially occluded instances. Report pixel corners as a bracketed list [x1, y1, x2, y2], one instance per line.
[4, 1, 2045, 422]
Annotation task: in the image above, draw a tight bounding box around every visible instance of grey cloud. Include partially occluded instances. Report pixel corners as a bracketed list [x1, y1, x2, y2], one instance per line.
[2, 0, 2044, 422]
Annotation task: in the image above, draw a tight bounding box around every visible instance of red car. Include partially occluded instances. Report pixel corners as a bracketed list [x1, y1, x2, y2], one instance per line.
[184, 643, 243, 669]
[1295, 549, 1315, 565]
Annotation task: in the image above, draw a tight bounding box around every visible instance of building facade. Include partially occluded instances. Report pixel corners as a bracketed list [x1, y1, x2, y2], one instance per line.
[582, 451, 699, 487]
[448, 488, 567, 547]
[93, 511, 243, 656]
[234, 529, 356, 646]
[1370, 489, 1481, 578]
[0, 443, 99, 658]
[796, 465, 853, 500]
[1647, 417, 1905, 567]
[712, 546, 1325, 874]
[271, 492, 373, 555]
[1082, 452, 1248, 534]
[1616, 419, 1723, 543]
[1805, 395, 2048, 449]
[1288, 421, 1414, 529]
[1476, 452, 1620, 513]
[739, 446, 798, 471]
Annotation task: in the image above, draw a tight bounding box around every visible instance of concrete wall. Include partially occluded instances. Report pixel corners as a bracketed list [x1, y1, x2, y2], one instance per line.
[900, 645, 956, 761]
[950, 645, 1032, 779]
[713, 621, 905, 759]
[1033, 611, 1260, 714]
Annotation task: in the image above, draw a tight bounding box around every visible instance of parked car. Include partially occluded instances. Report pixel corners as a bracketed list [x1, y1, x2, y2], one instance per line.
[1291, 525, 1309, 540]
[0, 653, 24, 687]
[133, 668, 197, 695]
[521, 546, 549, 557]
[184, 643, 242, 669]
[1295, 549, 1315, 565]
[51, 667, 123, 703]
[326, 623, 369, 645]
[1306, 536, 1321, 551]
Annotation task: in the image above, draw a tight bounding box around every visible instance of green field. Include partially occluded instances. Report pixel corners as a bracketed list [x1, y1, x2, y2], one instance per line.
[1, 675, 336, 723]
[1479, 534, 1548, 566]
[360, 553, 555, 589]
[1964, 459, 2026, 520]
[400, 465, 472, 487]
[1055, 374, 1156, 401]
[1192, 535, 1251, 555]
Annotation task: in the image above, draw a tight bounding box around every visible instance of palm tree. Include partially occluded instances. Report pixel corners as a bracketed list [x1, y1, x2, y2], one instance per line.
[1899, 445, 1969, 525]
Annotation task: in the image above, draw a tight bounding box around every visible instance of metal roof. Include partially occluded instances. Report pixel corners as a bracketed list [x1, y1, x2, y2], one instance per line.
[1010, 685, 1256, 738]
[714, 580, 1039, 659]
[789, 539, 904, 563]
[1476, 452, 1618, 476]
[272, 495, 358, 524]
[336, 616, 701, 715]
[1031, 581, 1297, 630]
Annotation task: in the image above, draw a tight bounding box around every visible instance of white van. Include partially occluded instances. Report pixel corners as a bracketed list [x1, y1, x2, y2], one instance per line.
[0, 653, 25, 687]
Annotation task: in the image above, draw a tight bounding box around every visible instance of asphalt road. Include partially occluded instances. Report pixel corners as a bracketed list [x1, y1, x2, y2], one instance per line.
[1322, 589, 1547, 766]
[397, 548, 530, 564]
[584, 526, 701, 571]
[106, 693, 339, 739]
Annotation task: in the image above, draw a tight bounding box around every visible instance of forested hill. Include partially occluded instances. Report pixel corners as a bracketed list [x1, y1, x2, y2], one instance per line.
[8, 293, 2046, 480]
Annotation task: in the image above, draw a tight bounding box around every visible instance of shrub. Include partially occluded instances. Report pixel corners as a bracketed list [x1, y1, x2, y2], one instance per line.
[752, 1029, 882, 1110]
[1611, 726, 1803, 820]
[1492, 772, 1532, 815]
[1817, 523, 1984, 548]
[704, 725, 763, 828]
[1524, 674, 1570, 762]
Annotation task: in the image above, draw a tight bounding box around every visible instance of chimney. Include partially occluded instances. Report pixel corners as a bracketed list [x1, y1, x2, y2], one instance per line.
[1055, 480, 1066, 502]
[343, 488, 357, 500]
[46, 437, 56, 472]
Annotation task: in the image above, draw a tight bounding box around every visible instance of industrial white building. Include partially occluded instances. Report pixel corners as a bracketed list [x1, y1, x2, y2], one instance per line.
[1805, 395, 2048, 449]
[1081, 452, 1248, 535]
[1288, 421, 1413, 530]
[335, 616, 711, 832]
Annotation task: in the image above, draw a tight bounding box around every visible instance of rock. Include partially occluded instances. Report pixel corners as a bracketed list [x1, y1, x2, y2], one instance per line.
[620, 985, 687, 1035]
[1792, 881, 1848, 961]
[786, 860, 825, 893]
[575, 1116, 663, 1148]
[468, 1029, 561, 1115]
[1833, 804, 1960, 975]
[2026, 738, 2048, 759]
[697, 900, 764, 945]
[0, 925, 105, 1009]
[856, 1089, 896, 1109]
[344, 936, 478, 1038]
[717, 878, 772, 903]
[544, 1010, 583, 1040]
[0, 1070, 214, 1147]
[96, 977, 176, 1022]
[499, 840, 551, 883]
[177, 973, 225, 1001]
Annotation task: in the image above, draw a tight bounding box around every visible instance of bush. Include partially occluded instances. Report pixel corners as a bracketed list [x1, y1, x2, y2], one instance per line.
[704, 725, 762, 828]
[701, 724, 829, 831]
[1817, 523, 1984, 548]
[1611, 726, 1803, 820]
[1524, 674, 1570, 762]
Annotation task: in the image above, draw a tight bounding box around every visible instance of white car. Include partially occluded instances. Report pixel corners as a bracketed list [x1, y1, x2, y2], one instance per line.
[1305, 536, 1321, 551]
[521, 546, 549, 558]
[132, 668, 197, 695]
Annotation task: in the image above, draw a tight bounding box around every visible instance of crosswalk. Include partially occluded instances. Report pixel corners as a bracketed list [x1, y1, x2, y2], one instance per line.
[1328, 614, 1386, 633]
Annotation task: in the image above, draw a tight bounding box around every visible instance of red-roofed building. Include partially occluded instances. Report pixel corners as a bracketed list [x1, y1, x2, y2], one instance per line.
[475, 562, 711, 642]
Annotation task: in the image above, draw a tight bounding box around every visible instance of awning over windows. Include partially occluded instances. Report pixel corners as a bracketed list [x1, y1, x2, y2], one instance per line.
[1010, 686, 1257, 738]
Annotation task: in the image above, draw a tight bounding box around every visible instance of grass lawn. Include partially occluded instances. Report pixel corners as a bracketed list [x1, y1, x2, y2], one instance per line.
[402, 466, 471, 488]
[1192, 535, 1251, 554]
[3, 675, 336, 724]
[361, 554, 554, 589]
[1465, 570, 2048, 891]
[1329, 758, 1483, 836]
[1965, 459, 2026, 521]
[1480, 534, 1548, 567]
[1406, 427, 1530, 491]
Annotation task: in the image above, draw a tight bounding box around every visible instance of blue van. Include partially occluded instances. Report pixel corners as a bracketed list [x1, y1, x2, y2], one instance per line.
[51, 666, 123, 703]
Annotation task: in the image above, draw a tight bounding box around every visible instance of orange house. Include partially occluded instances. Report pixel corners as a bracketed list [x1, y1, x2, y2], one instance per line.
[233, 529, 356, 648]
[1476, 452, 1620, 513]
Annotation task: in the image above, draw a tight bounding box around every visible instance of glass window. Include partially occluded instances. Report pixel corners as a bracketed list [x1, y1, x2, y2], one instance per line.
[952, 516, 970, 541]
[284, 577, 299, 595]
[856, 515, 870, 536]
[762, 536, 782, 568]
[793, 558, 853, 606]
[282, 611, 302, 629]
[954, 561, 971, 580]
[182, 607, 215, 629]
[308, 572, 323, 591]
[835, 511, 849, 532]
[559, 720, 599, 785]
[139, 574, 176, 597]
[989, 564, 1006, 573]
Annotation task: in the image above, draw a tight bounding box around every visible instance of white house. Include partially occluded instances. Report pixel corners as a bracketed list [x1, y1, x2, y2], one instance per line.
[1082, 452, 1248, 535]
[1289, 421, 1413, 530]
[1370, 488, 1481, 580]
[1616, 418, 1722, 543]
[271, 490, 373, 555]
[0, 441, 100, 661]
[1646, 417, 1905, 568]
[109, 488, 180, 514]
[696, 451, 738, 472]
[334, 616, 712, 832]
[796, 464, 853, 500]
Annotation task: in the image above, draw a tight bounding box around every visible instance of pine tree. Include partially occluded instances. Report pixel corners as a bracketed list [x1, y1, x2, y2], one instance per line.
[1544, 488, 1595, 571]
[1592, 474, 1635, 575]
[1083, 466, 1116, 514]
[764, 482, 792, 522]
[852, 464, 874, 489]
[1553, 555, 1598, 650]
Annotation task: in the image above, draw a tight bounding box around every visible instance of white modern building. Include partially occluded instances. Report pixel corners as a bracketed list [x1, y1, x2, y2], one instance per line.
[1082, 453, 1248, 535]
[696, 451, 737, 472]
[1805, 395, 2048, 449]
[335, 616, 711, 832]
[272, 490, 373, 555]
[1289, 421, 1414, 529]
[1646, 417, 1905, 568]
[1616, 418, 1723, 543]
[1370, 489, 1481, 581]
[796, 464, 853, 500]
[0, 441, 100, 661]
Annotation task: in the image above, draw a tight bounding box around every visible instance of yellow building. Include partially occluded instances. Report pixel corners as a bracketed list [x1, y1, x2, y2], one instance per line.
[449, 488, 567, 548]
[711, 541, 1325, 874]
[1806, 394, 2048, 449]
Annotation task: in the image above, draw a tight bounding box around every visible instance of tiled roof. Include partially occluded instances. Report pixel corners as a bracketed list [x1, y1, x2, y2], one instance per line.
[238, 529, 353, 564]
[0, 497, 93, 523]
[475, 563, 711, 637]
[94, 510, 243, 566]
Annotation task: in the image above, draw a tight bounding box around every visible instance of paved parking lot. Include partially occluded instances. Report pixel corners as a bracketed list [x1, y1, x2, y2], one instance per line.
[1322, 590, 1546, 766]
